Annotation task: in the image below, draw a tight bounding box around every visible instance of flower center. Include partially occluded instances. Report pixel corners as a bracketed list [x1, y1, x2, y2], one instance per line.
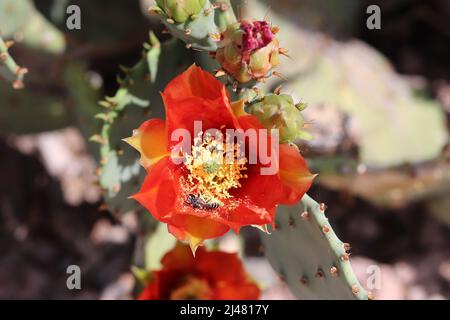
[170, 276, 212, 300]
[183, 132, 248, 205]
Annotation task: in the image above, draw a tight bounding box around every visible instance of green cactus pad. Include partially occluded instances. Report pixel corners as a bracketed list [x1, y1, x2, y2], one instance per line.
[154, 0, 236, 51]
[0, 36, 27, 89]
[261, 194, 368, 300]
[0, 0, 33, 38]
[155, 0, 206, 23]
[0, 0, 65, 54]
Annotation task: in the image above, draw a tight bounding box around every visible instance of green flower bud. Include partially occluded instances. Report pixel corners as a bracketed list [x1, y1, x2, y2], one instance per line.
[216, 20, 281, 83]
[248, 94, 313, 143]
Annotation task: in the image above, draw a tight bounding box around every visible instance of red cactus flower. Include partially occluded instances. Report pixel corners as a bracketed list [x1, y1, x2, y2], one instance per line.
[125, 65, 314, 251]
[138, 243, 260, 300]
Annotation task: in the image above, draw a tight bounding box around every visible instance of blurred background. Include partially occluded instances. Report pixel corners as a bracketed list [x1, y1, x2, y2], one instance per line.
[0, 0, 449, 299]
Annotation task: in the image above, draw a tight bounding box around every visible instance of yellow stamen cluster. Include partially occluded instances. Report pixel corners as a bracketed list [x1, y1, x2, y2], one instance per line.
[183, 132, 248, 203]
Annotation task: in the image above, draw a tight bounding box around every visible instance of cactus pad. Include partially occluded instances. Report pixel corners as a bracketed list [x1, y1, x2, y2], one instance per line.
[0, 36, 27, 89]
[261, 194, 368, 300]
[152, 0, 236, 51]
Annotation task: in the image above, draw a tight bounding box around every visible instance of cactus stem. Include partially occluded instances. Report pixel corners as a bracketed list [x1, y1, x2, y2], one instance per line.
[330, 266, 339, 277]
[262, 195, 368, 299]
[1, 36, 27, 89]
[300, 211, 310, 220]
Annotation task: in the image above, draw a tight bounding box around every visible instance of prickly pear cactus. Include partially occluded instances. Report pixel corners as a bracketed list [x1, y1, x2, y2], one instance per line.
[261, 194, 369, 300]
[149, 0, 236, 51]
[0, 0, 65, 54]
[0, 36, 27, 89]
[0, 0, 33, 38]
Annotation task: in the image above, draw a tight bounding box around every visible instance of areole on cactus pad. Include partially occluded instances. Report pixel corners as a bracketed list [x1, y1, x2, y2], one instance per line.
[124, 64, 315, 252]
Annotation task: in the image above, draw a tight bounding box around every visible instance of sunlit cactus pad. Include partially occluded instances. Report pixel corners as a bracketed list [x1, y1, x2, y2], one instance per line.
[261, 194, 369, 300]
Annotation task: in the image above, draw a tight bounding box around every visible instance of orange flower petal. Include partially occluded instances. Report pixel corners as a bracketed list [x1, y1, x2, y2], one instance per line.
[161, 241, 197, 271]
[123, 119, 168, 169]
[138, 244, 260, 300]
[131, 157, 179, 220]
[162, 65, 240, 147]
[278, 143, 316, 204]
[168, 215, 230, 250]
[194, 251, 260, 300]
[195, 251, 249, 283]
[163, 64, 228, 102]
